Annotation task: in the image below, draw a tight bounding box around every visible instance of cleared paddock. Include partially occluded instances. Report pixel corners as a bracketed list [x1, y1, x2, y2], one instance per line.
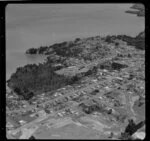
[33, 122, 104, 139]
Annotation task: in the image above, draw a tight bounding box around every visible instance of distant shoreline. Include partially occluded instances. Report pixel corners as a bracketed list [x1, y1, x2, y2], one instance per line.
[125, 4, 145, 17]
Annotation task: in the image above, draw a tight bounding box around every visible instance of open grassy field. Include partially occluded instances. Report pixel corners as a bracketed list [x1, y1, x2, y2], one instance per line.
[34, 123, 103, 139]
[33, 116, 112, 139]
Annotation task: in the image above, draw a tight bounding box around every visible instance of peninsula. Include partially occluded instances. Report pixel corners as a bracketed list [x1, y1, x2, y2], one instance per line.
[125, 3, 145, 17]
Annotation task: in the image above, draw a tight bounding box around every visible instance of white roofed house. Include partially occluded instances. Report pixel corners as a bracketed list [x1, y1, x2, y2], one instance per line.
[103, 69, 108, 72]
[57, 112, 63, 117]
[30, 113, 36, 117]
[38, 110, 47, 118]
[133, 132, 145, 140]
[91, 79, 98, 83]
[41, 93, 45, 96]
[22, 104, 27, 108]
[19, 120, 26, 126]
[54, 92, 62, 97]
[53, 63, 63, 68]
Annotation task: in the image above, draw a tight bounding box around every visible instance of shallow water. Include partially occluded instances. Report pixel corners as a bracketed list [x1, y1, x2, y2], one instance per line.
[6, 52, 47, 80]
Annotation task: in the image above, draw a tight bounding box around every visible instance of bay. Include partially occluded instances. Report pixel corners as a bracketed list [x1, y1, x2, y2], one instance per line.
[6, 4, 145, 80]
[6, 52, 47, 80]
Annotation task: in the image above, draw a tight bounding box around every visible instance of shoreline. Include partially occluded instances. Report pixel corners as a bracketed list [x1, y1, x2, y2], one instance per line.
[125, 4, 145, 17]
[25, 31, 144, 56]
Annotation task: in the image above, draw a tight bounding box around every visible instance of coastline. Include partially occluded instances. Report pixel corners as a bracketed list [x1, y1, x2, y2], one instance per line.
[7, 31, 145, 100]
[125, 3, 145, 17]
[25, 31, 145, 56]
[6, 4, 145, 140]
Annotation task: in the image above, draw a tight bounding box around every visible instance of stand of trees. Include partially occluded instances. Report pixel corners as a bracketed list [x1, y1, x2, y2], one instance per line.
[29, 136, 36, 139]
[7, 63, 73, 100]
[105, 32, 145, 50]
[119, 119, 145, 140]
[26, 46, 49, 54]
[7, 53, 100, 101]
[99, 61, 128, 71]
[13, 87, 35, 101]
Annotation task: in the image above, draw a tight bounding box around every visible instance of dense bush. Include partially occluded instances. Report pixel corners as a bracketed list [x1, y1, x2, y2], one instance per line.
[26, 48, 37, 54]
[38, 46, 48, 54]
[99, 61, 128, 71]
[7, 63, 73, 100]
[51, 42, 83, 58]
[111, 62, 128, 71]
[75, 38, 81, 43]
[104, 33, 145, 50]
[116, 34, 145, 50]
[13, 87, 35, 100]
